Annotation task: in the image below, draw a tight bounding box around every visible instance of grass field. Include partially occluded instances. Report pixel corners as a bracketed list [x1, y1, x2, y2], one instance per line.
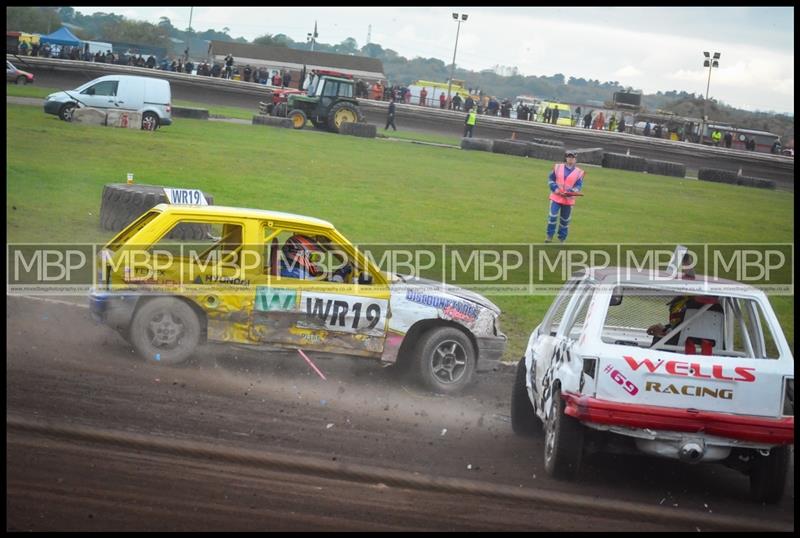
[6, 97, 794, 358]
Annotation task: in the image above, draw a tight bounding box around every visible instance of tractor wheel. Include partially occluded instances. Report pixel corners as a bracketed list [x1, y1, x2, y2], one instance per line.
[327, 101, 362, 133]
[288, 109, 307, 129]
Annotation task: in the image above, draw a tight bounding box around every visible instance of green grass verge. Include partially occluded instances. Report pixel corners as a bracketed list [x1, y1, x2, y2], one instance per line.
[6, 102, 794, 359]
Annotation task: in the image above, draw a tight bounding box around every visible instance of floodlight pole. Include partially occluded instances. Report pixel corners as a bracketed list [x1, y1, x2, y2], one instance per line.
[184, 6, 194, 62]
[698, 51, 720, 145]
[446, 13, 468, 108]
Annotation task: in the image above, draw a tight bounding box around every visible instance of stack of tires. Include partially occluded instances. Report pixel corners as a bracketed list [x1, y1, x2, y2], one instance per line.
[492, 139, 530, 157]
[698, 168, 775, 189]
[527, 142, 566, 162]
[645, 159, 687, 178]
[252, 115, 293, 128]
[566, 148, 604, 166]
[99, 184, 214, 239]
[339, 122, 377, 138]
[530, 138, 564, 148]
[601, 152, 647, 172]
[460, 138, 493, 152]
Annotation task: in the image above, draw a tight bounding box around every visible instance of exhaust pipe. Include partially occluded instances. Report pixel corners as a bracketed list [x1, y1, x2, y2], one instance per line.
[679, 441, 704, 463]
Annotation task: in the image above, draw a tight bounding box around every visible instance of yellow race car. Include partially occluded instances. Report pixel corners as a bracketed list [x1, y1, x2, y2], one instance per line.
[90, 203, 506, 393]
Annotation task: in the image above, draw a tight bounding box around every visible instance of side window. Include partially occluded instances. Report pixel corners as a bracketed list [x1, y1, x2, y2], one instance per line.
[269, 229, 356, 283]
[541, 278, 580, 336]
[82, 80, 118, 96]
[338, 83, 353, 98]
[729, 298, 781, 359]
[148, 221, 243, 261]
[321, 81, 338, 97]
[602, 288, 671, 348]
[563, 289, 592, 340]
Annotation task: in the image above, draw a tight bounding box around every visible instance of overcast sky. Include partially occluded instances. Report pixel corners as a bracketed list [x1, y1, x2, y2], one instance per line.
[72, 6, 794, 114]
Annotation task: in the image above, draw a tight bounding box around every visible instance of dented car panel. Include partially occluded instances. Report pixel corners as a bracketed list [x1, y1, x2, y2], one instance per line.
[383, 283, 504, 371]
[523, 268, 794, 463]
[515, 265, 794, 501]
[89, 204, 506, 389]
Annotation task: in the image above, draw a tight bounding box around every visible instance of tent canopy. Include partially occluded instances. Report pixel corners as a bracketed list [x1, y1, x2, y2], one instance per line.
[40, 27, 81, 46]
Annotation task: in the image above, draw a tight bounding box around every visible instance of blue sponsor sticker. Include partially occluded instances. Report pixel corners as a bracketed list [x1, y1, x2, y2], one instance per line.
[405, 290, 478, 320]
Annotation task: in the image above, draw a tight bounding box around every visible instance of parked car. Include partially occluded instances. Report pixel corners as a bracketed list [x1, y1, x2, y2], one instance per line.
[90, 203, 506, 393]
[7, 60, 34, 85]
[511, 248, 793, 503]
[43, 74, 172, 130]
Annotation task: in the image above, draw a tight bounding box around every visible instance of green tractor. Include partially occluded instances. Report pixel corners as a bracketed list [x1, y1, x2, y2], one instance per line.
[281, 70, 364, 133]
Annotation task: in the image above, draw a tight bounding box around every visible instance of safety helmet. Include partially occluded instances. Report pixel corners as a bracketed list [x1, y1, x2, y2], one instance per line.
[283, 234, 324, 277]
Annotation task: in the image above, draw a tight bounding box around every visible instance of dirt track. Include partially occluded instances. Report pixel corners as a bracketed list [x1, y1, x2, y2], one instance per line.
[6, 296, 794, 531]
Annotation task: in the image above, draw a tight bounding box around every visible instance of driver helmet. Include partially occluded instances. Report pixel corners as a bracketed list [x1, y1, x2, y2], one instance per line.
[282, 234, 324, 277]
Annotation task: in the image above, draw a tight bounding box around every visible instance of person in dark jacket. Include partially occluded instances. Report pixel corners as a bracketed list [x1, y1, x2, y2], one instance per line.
[385, 97, 397, 131]
[723, 131, 733, 148]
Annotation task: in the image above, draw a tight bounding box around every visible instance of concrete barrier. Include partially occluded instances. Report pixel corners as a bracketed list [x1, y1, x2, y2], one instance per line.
[106, 110, 142, 129]
[71, 107, 107, 126]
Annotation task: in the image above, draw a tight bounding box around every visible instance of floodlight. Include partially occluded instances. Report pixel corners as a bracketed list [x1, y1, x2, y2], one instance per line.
[462, 14, 468, 20]
[713, 52, 720, 59]
[452, 13, 458, 19]
[703, 51, 710, 57]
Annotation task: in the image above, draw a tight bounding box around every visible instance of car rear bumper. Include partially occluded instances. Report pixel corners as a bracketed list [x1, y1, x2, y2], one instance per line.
[562, 391, 794, 445]
[476, 334, 506, 372]
[161, 117, 172, 126]
[89, 289, 138, 333]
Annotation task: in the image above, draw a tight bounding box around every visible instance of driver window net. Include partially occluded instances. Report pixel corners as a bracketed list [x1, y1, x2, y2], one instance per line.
[602, 290, 672, 347]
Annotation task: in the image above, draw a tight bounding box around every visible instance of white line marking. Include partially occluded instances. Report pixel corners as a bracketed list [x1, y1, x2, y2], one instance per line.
[8, 295, 89, 309]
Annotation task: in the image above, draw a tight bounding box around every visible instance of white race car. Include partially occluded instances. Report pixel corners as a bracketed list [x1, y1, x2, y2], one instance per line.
[511, 254, 793, 503]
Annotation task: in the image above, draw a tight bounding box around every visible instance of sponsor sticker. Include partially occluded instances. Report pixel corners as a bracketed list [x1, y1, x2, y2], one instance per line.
[299, 292, 387, 335]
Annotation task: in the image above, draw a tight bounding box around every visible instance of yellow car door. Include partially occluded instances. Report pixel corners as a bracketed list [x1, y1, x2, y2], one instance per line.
[251, 227, 390, 357]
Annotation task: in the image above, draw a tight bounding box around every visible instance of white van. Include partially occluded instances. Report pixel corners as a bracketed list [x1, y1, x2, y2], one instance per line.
[44, 75, 172, 130]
